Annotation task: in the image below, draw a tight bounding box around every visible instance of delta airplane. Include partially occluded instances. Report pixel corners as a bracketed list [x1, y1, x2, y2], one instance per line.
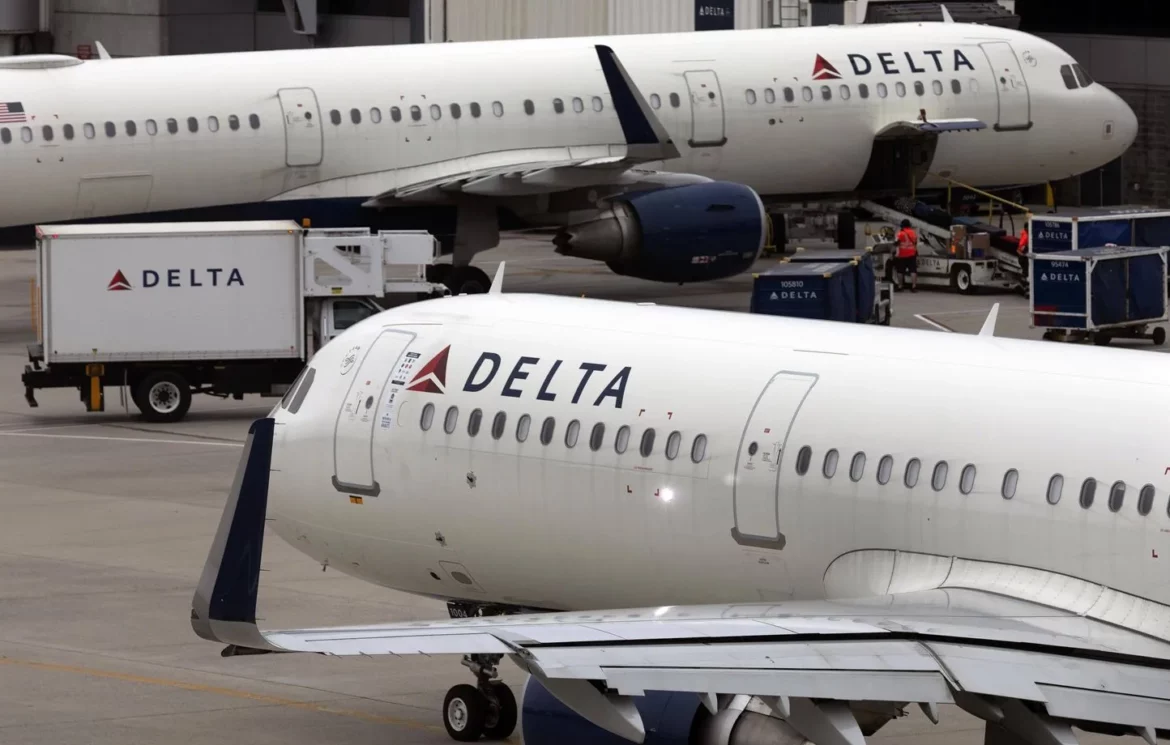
[0, 17, 1137, 292]
[193, 270, 1170, 745]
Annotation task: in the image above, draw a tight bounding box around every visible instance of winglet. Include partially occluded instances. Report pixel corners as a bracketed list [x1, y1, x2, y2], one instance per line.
[940, 4, 955, 22]
[95, 41, 112, 60]
[594, 45, 681, 160]
[489, 262, 505, 294]
[191, 417, 281, 653]
[979, 303, 1000, 337]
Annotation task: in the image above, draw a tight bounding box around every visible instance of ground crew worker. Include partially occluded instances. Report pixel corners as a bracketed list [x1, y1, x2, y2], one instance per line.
[1017, 225, 1029, 284]
[895, 219, 918, 292]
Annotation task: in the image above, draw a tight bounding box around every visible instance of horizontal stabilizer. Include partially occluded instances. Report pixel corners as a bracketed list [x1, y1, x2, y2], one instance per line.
[595, 44, 681, 161]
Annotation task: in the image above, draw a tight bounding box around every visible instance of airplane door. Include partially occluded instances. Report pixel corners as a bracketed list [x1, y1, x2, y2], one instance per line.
[332, 327, 417, 497]
[683, 70, 727, 147]
[277, 87, 324, 167]
[731, 372, 818, 550]
[979, 42, 1032, 132]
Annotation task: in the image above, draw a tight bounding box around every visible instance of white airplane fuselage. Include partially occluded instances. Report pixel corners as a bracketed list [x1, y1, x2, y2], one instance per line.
[267, 294, 1170, 615]
[0, 23, 1137, 230]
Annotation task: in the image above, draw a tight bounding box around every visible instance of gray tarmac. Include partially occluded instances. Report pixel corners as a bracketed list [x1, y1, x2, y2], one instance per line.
[0, 237, 1155, 745]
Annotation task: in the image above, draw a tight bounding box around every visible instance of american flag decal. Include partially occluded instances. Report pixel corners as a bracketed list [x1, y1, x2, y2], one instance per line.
[0, 101, 27, 123]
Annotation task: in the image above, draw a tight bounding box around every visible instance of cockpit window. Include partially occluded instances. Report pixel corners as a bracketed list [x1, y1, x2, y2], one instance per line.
[1059, 64, 1078, 90]
[286, 366, 316, 414]
[1072, 64, 1093, 87]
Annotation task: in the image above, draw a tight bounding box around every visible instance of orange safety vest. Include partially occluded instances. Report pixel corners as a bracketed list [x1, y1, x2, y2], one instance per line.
[896, 228, 918, 258]
[1017, 228, 1029, 254]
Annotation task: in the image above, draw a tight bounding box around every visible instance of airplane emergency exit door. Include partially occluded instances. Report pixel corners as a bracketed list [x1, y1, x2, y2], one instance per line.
[732, 372, 818, 549]
[683, 70, 727, 147]
[277, 87, 324, 167]
[333, 328, 417, 497]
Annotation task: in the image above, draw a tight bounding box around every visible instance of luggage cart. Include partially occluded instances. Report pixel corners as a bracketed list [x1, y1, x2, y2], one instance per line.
[1030, 246, 1169, 346]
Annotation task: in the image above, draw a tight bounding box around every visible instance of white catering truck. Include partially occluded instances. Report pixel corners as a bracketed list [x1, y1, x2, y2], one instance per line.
[22, 220, 446, 422]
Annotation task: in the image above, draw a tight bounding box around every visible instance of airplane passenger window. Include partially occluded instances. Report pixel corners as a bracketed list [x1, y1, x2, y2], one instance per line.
[914, 81, 925, 96]
[467, 408, 482, 437]
[592, 96, 604, 111]
[665, 431, 681, 460]
[20, 126, 31, 142]
[895, 82, 907, 97]
[877, 82, 888, 98]
[0, 128, 9, 144]
[931, 461, 948, 491]
[450, 103, 461, 119]
[166, 118, 178, 134]
[858, 84, 869, 99]
[430, 104, 441, 120]
[572, 97, 584, 113]
[795, 446, 812, 475]
[492, 101, 504, 117]
[491, 411, 506, 439]
[1060, 65, 1078, 90]
[821, 86, 832, 101]
[523, 100, 535, 116]
[784, 88, 795, 103]
[690, 434, 707, 463]
[668, 93, 680, 108]
[589, 422, 605, 451]
[443, 406, 459, 434]
[104, 121, 115, 137]
[876, 455, 893, 485]
[764, 88, 775, 104]
[187, 117, 198, 133]
[1138, 484, 1155, 516]
[249, 114, 260, 129]
[84, 123, 96, 139]
[145, 119, 157, 136]
[124, 121, 136, 137]
[1073, 64, 1093, 86]
[1047, 474, 1064, 505]
[565, 419, 580, 448]
[1002, 469, 1018, 499]
[350, 108, 361, 124]
[330, 109, 342, 125]
[951, 79, 962, 94]
[802, 87, 813, 102]
[639, 428, 655, 457]
[849, 452, 865, 482]
[615, 425, 630, 454]
[516, 414, 531, 442]
[540, 417, 555, 446]
[391, 107, 402, 122]
[822, 449, 839, 479]
[420, 402, 435, 431]
[959, 464, 976, 495]
[648, 94, 660, 110]
[1108, 481, 1126, 512]
[969, 78, 980, 94]
[904, 458, 921, 488]
[208, 116, 220, 132]
[932, 80, 943, 96]
[410, 106, 422, 121]
[370, 107, 382, 123]
[470, 102, 481, 118]
[41, 125, 53, 141]
[228, 115, 239, 131]
[286, 366, 316, 415]
[1080, 478, 1096, 508]
[839, 85, 851, 101]
[745, 89, 756, 105]
[554, 98, 566, 113]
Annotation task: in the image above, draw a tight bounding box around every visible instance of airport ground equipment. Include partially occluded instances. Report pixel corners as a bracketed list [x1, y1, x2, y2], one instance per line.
[21, 221, 446, 422]
[779, 247, 892, 325]
[1027, 208, 1170, 255]
[751, 262, 888, 324]
[1029, 246, 1168, 346]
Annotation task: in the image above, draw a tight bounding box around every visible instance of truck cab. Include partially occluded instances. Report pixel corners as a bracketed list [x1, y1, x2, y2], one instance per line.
[313, 297, 385, 354]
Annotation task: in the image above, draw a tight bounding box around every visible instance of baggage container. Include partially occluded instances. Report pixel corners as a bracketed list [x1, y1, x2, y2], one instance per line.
[750, 262, 857, 322]
[780, 248, 880, 323]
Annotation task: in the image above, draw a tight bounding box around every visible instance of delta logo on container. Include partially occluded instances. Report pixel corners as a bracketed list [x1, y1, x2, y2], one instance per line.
[106, 267, 246, 291]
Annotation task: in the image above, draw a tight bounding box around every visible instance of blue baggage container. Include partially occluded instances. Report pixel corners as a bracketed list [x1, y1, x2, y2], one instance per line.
[1031, 246, 1168, 330]
[781, 250, 876, 322]
[751, 262, 857, 322]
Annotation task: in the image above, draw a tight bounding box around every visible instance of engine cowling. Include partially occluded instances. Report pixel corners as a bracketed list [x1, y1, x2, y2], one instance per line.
[552, 182, 767, 283]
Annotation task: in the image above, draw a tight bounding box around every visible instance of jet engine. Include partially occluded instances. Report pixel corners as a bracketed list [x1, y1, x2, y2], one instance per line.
[552, 182, 767, 283]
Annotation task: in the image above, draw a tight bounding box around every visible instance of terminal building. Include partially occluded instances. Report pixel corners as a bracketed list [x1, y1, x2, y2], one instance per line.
[0, 0, 1163, 208]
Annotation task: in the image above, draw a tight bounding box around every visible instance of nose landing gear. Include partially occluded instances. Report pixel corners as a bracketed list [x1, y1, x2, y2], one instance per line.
[442, 654, 517, 741]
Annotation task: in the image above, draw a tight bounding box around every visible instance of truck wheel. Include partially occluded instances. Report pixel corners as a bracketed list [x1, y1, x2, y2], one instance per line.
[1154, 327, 1167, 346]
[952, 265, 974, 294]
[445, 266, 491, 295]
[134, 372, 192, 423]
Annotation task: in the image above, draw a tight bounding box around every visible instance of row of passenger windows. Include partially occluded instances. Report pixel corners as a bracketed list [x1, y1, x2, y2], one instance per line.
[745, 77, 973, 106]
[328, 96, 606, 126]
[418, 402, 708, 464]
[795, 446, 1165, 516]
[1, 113, 263, 145]
[1060, 63, 1094, 90]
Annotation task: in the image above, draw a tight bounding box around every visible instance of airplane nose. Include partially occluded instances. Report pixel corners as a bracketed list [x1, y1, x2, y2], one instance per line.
[1113, 92, 1138, 152]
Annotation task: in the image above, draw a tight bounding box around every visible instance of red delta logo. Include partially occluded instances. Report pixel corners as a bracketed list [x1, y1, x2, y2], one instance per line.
[812, 54, 841, 80]
[406, 345, 450, 394]
[107, 270, 132, 291]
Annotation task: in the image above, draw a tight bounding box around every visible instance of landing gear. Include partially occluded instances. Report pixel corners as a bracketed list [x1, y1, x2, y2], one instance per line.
[442, 654, 517, 741]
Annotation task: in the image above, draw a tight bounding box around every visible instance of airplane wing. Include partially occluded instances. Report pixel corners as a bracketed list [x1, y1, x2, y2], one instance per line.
[192, 419, 1170, 745]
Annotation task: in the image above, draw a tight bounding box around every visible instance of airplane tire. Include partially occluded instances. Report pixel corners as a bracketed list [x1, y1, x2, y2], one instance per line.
[446, 266, 492, 295]
[134, 371, 192, 423]
[444, 684, 487, 742]
[482, 682, 517, 740]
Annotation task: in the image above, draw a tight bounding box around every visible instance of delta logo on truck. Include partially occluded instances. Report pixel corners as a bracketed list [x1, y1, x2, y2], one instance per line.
[106, 267, 246, 291]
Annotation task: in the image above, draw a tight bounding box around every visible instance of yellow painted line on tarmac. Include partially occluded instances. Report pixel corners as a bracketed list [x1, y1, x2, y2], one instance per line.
[0, 656, 445, 732]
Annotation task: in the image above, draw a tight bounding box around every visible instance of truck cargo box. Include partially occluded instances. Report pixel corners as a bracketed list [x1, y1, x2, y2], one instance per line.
[750, 262, 857, 322]
[781, 249, 876, 322]
[36, 221, 305, 363]
[1031, 246, 1168, 330]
